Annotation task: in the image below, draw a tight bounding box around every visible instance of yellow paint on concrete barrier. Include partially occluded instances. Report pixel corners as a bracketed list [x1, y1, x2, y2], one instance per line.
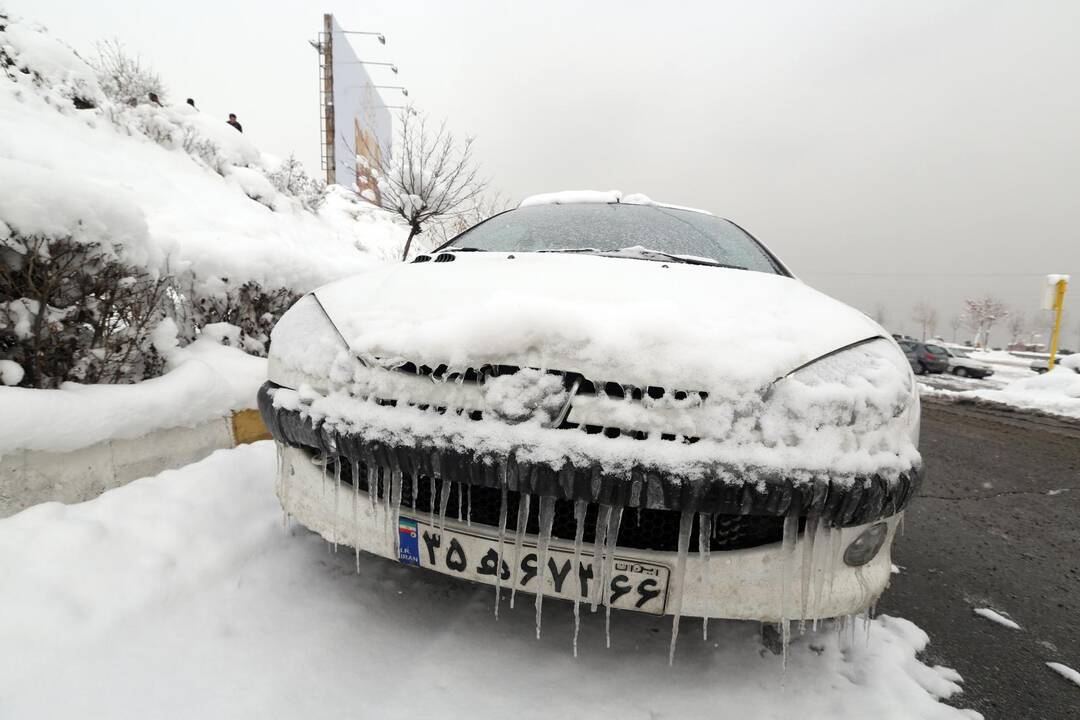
[231, 409, 272, 445]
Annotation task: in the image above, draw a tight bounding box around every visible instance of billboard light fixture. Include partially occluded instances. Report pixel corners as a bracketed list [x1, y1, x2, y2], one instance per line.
[338, 30, 386, 45]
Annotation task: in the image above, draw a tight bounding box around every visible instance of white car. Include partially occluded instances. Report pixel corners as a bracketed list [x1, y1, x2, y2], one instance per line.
[944, 347, 995, 379]
[260, 192, 921, 655]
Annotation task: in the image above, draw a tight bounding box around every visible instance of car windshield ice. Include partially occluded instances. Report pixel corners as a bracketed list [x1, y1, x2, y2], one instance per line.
[443, 203, 784, 274]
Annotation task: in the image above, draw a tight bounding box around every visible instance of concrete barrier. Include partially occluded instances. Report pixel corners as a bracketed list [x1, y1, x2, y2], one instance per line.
[0, 411, 271, 518]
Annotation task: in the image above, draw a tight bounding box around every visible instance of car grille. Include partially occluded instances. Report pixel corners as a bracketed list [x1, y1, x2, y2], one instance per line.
[322, 453, 784, 552]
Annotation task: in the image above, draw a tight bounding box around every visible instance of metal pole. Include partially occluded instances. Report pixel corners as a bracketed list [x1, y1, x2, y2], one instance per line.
[1047, 278, 1068, 370]
[322, 14, 335, 186]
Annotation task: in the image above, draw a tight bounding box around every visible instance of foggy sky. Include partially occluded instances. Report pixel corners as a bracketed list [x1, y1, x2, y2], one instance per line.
[14, 0, 1080, 346]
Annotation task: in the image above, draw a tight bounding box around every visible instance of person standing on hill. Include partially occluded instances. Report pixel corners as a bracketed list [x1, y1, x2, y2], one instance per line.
[226, 113, 243, 133]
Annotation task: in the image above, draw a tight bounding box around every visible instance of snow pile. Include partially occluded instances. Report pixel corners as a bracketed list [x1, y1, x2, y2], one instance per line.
[519, 189, 623, 207]
[921, 366, 1080, 419]
[0, 442, 979, 719]
[1046, 662, 1080, 689]
[973, 608, 1021, 630]
[0, 332, 264, 455]
[270, 254, 920, 481]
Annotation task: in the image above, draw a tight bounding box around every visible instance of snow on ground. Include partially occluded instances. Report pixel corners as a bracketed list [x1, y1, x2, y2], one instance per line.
[972, 608, 1021, 631]
[0, 335, 264, 455]
[0, 442, 980, 719]
[918, 348, 1080, 419]
[1046, 662, 1080, 689]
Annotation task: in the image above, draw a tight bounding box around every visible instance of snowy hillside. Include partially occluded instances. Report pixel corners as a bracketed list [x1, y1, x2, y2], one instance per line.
[0, 10, 404, 291]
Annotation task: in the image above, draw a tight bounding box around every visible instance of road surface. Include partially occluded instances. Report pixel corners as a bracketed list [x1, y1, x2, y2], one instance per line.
[881, 399, 1080, 718]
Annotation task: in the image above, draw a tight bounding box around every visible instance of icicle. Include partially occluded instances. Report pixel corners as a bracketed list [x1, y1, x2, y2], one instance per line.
[862, 607, 872, 647]
[811, 520, 830, 631]
[698, 513, 712, 642]
[429, 476, 437, 527]
[411, 472, 418, 510]
[383, 466, 393, 537]
[457, 480, 463, 521]
[509, 493, 532, 610]
[800, 511, 820, 633]
[332, 458, 341, 551]
[636, 506, 642, 527]
[571, 499, 587, 658]
[368, 466, 378, 512]
[321, 456, 328, 496]
[668, 510, 695, 666]
[466, 484, 473, 527]
[438, 479, 452, 534]
[494, 479, 509, 619]
[601, 507, 624, 649]
[779, 513, 799, 669]
[589, 505, 612, 611]
[277, 444, 288, 530]
[534, 496, 556, 639]
[390, 469, 403, 556]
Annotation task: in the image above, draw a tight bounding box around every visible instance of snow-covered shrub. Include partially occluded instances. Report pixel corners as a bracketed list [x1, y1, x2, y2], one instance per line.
[174, 277, 298, 357]
[88, 38, 164, 106]
[266, 154, 326, 210]
[0, 235, 171, 388]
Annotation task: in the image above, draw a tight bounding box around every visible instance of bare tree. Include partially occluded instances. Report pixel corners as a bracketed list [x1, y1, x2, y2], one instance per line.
[949, 315, 964, 343]
[375, 109, 486, 260]
[1007, 311, 1027, 346]
[962, 296, 1009, 348]
[911, 302, 939, 341]
[426, 188, 512, 250]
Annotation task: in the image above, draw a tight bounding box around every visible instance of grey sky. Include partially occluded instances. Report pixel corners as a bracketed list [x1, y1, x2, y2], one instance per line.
[14, 0, 1080, 346]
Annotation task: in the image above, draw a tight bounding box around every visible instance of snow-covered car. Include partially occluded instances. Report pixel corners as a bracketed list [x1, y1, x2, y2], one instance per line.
[1033, 353, 1080, 374]
[259, 192, 921, 651]
[943, 347, 994, 379]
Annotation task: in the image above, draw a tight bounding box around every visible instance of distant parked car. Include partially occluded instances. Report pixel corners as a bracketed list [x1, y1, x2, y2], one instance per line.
[944, 347, 994, 379]
[897, 340, 949, 375]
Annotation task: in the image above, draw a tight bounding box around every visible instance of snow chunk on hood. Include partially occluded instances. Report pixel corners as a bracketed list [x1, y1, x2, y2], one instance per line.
[519, 190, 622, 207]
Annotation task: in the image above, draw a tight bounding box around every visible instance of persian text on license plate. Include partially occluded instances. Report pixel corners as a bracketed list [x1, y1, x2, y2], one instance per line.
[396, 516, 670, 614]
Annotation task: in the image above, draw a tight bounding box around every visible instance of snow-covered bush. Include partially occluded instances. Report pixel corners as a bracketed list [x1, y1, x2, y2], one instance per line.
[175, 278, 299, 356]
[0, 234, 171, 388]
[87, 38, 164, 107]
[266, 154, 326, 210]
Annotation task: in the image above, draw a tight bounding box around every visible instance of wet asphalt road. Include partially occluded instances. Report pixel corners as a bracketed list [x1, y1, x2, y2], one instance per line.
[879, 400, 1080, 719]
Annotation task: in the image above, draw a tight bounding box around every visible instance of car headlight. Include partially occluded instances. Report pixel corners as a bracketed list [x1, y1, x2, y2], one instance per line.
[267, 293, 351, 390]
[760, 337, 919, 451]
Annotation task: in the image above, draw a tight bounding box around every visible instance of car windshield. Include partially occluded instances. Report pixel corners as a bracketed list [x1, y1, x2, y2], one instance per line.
[949, 348, 971, 358]
[926, 344, 946, 354]
[442, 203, 784, 274]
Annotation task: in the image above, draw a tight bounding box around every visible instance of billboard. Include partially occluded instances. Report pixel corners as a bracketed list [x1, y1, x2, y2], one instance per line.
[326, 14, 393, 198]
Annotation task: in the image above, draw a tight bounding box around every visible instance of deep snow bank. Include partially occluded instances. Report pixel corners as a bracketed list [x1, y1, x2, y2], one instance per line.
[0, 442, 979, 719]
[921, 366, 1080, 420]
[0, 336, 264, 455]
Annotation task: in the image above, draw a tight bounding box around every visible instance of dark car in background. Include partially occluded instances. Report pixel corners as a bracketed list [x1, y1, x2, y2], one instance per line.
[898, 340, 950, 375]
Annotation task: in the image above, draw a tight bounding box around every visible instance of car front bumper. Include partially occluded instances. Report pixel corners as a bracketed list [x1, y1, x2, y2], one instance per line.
[276, 443, 899, 621]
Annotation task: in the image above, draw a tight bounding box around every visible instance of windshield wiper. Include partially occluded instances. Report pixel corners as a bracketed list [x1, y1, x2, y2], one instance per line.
[537, 247, 745, 270]
[444, 247, 488, 252]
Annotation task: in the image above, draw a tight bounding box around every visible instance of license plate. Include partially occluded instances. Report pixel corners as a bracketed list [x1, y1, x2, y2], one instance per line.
[397, 516, 670, 614]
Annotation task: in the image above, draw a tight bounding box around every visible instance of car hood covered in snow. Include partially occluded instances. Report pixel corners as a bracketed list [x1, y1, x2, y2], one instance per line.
[308, 252, 885, 397]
